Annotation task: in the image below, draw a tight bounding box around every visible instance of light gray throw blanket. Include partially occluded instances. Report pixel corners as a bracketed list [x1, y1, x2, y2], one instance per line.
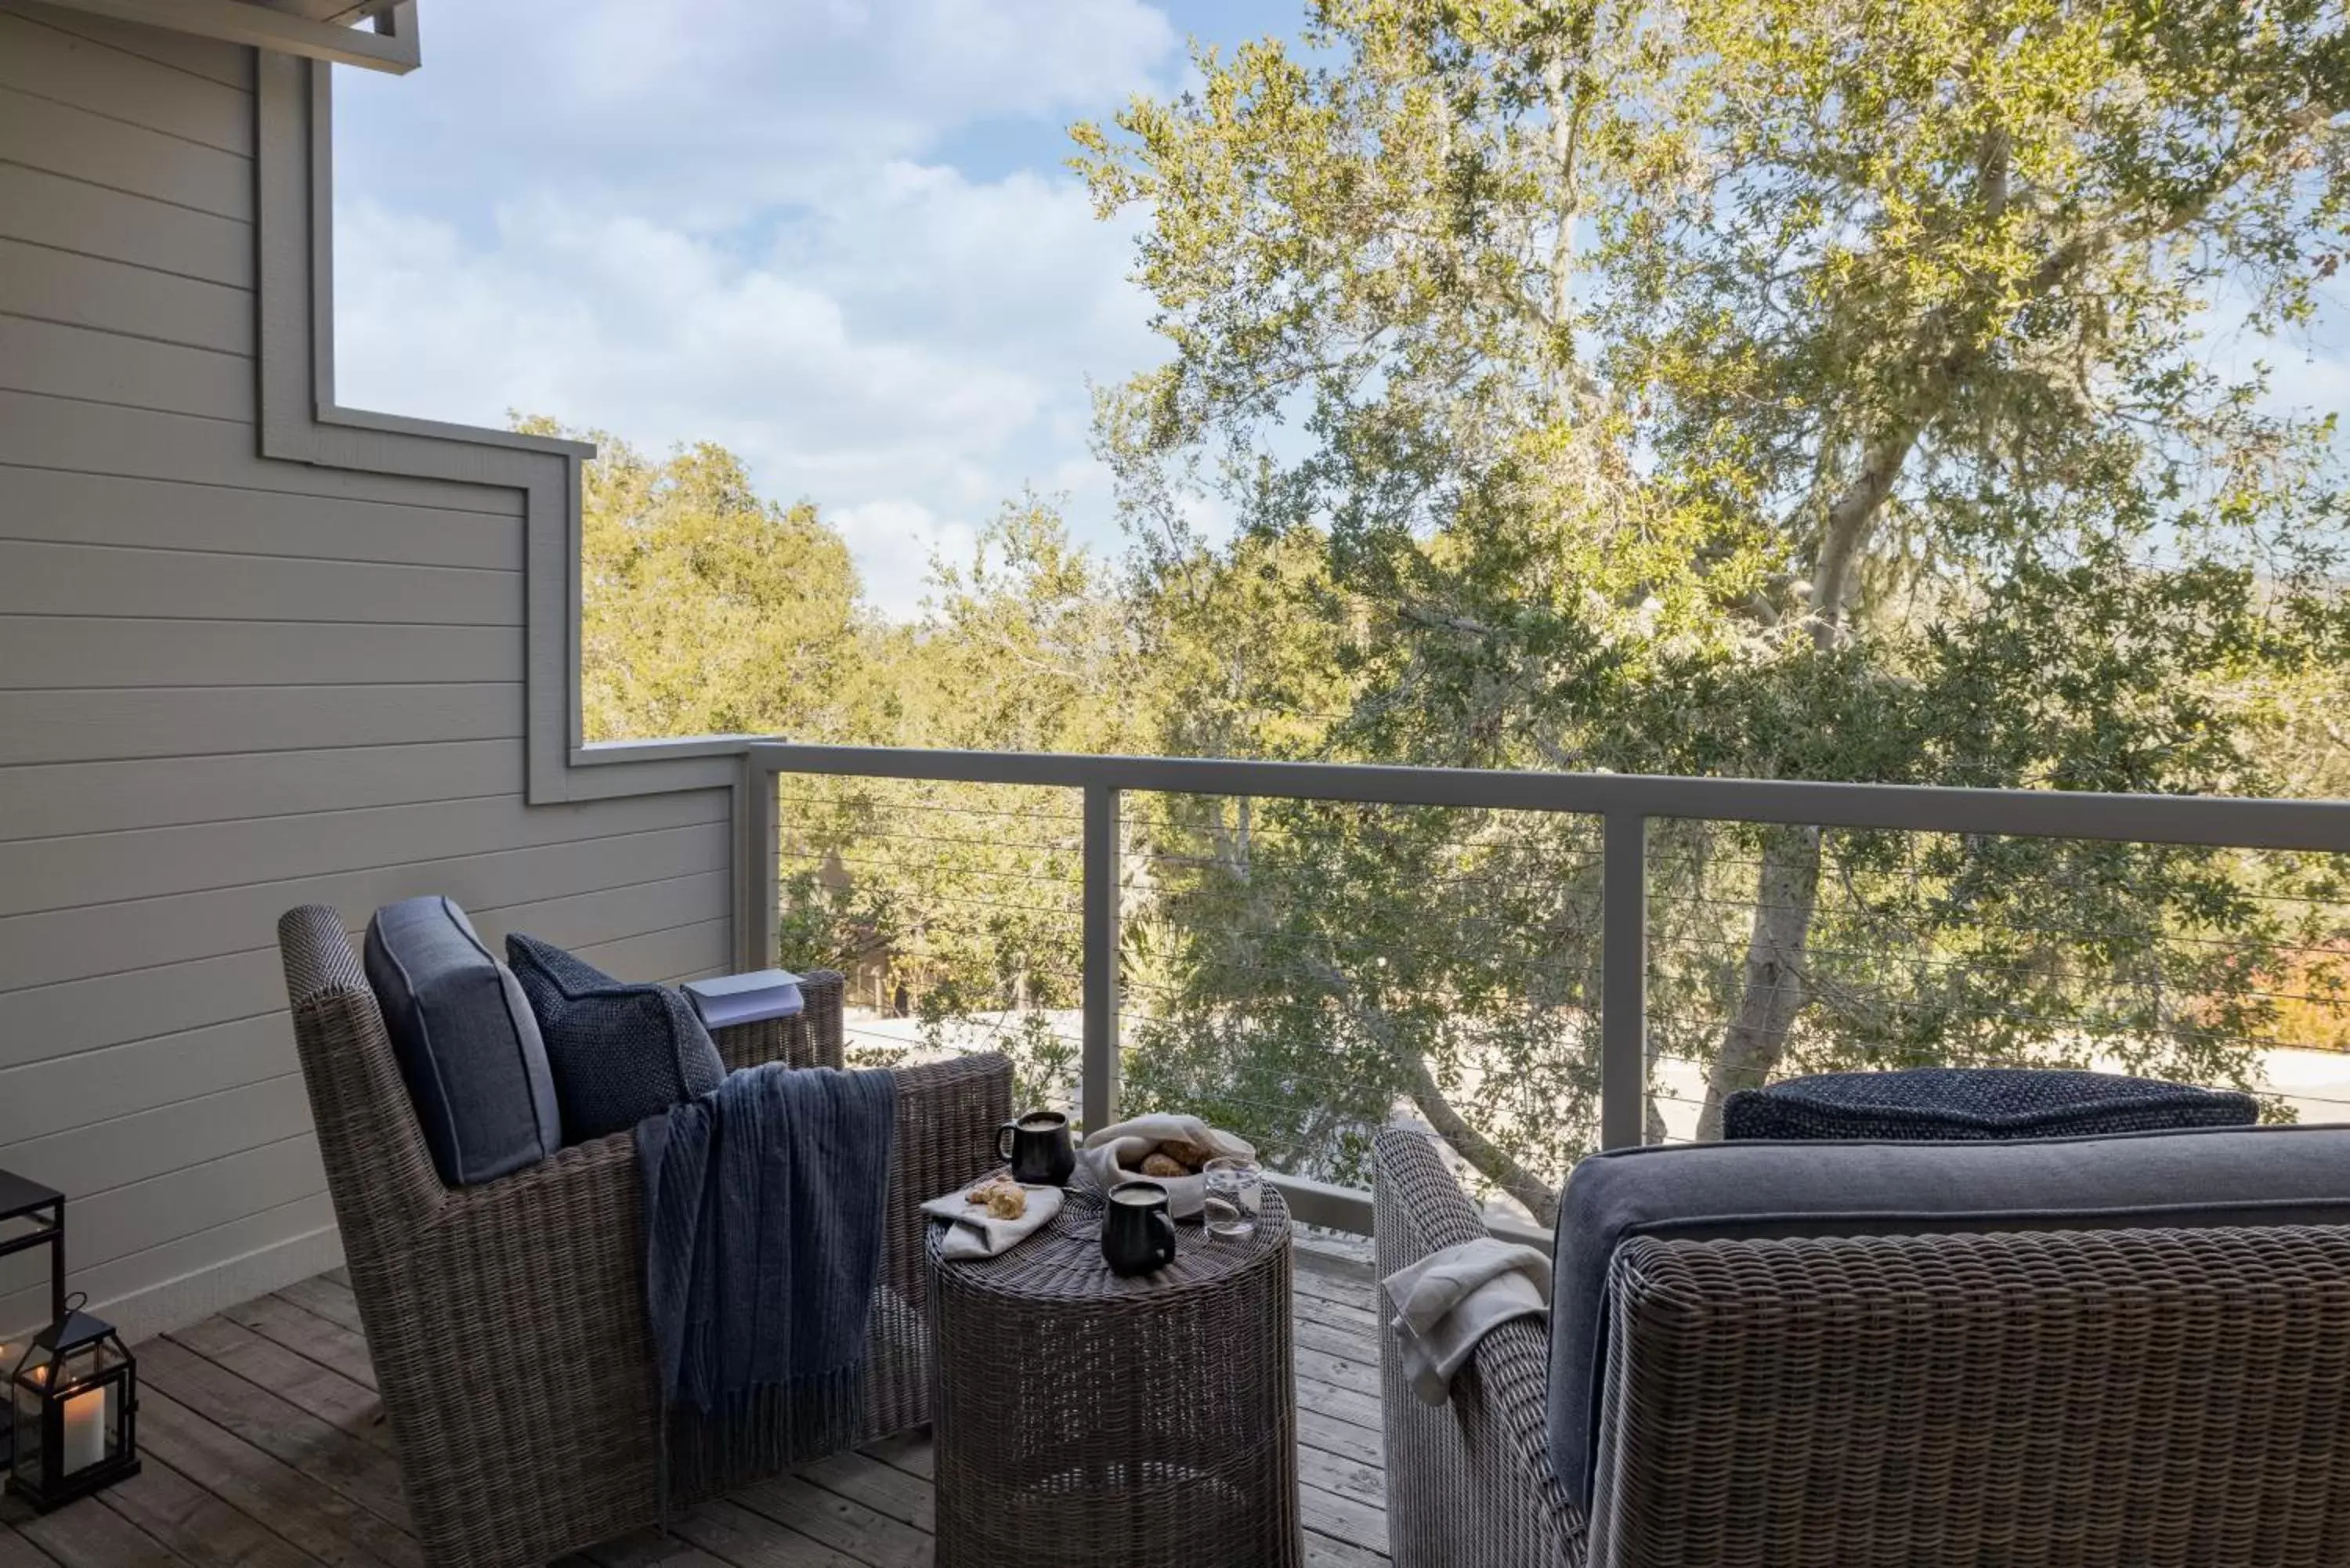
[636, 1062, 897, 1494]
[1382, 1237, 1552, 1406]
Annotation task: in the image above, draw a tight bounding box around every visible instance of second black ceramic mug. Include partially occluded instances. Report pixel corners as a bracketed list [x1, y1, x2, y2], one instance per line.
[996, 1110, 1077, 1187]
[1102, 1180, 1178, 1276]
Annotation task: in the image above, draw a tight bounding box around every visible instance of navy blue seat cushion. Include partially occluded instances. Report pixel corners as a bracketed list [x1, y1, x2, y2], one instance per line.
[504, 934, 726, 1141]
[1724, 1066, 2257, 1142]
[362, 897, 562, 1187]
[1548, 1122, 2350, 1512]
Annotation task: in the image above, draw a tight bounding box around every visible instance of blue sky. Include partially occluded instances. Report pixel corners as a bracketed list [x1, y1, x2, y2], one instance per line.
[331, 2, 1283, 618]
[331, 4, 2348, 620]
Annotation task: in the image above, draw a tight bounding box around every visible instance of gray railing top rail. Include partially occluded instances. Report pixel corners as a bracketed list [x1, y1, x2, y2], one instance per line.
[748, 742, 2350, 853]
[743, 739, 2350, 1242]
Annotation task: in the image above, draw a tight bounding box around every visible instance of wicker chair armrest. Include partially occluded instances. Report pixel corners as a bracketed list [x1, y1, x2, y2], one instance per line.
[884, 1049, 1012, 1183]
[357, 1126, 655, 1562]
[403, 1046, 1007, 1341]
[866, 1049, 1011, 1374]
[409, 1046, 1006, 1295]
[378, 1050, 1009, 1556]
[1372, 1129, 1585, 1568]
[707, 969, 847, 1072]
[1596, 1223, 2350, 1568]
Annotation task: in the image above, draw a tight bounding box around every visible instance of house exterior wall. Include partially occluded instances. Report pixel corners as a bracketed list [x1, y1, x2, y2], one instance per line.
[0, 2, 739, 1341]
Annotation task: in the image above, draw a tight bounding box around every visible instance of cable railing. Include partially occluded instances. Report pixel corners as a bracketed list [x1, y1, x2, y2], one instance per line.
[744, 742, 2350, 1238]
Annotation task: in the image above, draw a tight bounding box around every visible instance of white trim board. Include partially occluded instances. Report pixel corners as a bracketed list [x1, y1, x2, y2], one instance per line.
[246, 54, 768, 976]
[32, 0, 419, 72]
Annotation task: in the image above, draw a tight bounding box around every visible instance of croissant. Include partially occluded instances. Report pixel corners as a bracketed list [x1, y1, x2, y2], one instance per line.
[965, 1176, 1029, 1219]
[1158, 1137, 1217, 1170]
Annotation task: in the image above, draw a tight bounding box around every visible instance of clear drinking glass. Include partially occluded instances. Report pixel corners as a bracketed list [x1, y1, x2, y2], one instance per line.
[1202, 1156, 1262, 1238]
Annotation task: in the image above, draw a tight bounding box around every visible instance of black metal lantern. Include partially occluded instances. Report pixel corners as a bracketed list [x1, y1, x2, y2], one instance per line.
[0, 1167, 66, 1479]
[8, 1297, 139, 1511]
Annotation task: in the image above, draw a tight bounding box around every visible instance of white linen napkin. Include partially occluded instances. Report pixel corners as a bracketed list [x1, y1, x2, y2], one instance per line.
[920, 1182, 1063, 1260]
[1079, 1113, 1255, 1219]
[1380, 1237, 1552, 1406]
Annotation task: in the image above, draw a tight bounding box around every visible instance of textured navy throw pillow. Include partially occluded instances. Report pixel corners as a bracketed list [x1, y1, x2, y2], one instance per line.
[504, 933, 726, 1140]
[1723, 1066, 2258, 1143]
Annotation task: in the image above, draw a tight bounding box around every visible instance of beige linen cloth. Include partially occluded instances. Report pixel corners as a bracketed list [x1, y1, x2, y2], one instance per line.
[1079, 1113, 1255, 1219]
[920, 1183, 1064, 1261]
[1381, 1237, 1552, 1405]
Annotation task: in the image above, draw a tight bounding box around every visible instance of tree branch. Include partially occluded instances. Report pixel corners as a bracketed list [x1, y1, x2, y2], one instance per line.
[1399, 602, 1502, 638]
[1400, 1050, 1564, 1228]
[1805, 105, 2334, 643]
[1295, 943, 1566, 1226]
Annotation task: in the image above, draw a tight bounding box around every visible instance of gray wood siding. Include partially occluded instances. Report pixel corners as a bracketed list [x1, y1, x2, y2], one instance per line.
[0, 314, 255, 419]
[0, 620, 526, 690]
[0, 541, 521, 622]
[0, 235, 255, 352]
[0, 739, 530, 839]
[0, 467, 525, 567]
[0, 5, 737, 1339]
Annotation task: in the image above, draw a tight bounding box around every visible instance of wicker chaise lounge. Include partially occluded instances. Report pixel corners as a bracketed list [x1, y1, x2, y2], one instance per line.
[276, 905, 1010, 1568]
[1374, 1125, 2350, 1568]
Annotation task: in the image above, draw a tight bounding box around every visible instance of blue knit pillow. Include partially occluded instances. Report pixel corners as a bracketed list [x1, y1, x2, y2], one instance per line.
[504, 934, 726, 1141]
[1723, 1067, 2258, 1143]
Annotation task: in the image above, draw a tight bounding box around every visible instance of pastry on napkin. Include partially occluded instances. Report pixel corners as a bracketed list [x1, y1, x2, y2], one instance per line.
[1080, 1113, 1255, 1219]
[921, 1180, 1062, 1260]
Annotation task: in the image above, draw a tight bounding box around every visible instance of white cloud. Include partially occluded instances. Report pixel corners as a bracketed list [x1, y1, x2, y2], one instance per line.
[832, 500, 980, 621]
[331, 1, 1180, 617]
[339, 0, 1177, 218]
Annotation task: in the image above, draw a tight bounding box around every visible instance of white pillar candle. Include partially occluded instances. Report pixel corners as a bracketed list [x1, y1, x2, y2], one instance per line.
[60, 1386, 106, 1474]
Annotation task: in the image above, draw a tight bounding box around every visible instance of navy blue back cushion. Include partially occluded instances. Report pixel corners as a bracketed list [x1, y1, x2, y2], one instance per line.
[1724, 1067, 2257, 1142]
[504, 934, 726, 1140]
[363, 897, 562, 1187]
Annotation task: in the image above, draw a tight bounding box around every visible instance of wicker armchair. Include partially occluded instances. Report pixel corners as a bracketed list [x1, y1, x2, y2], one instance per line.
[276, 904, 1010, 1568]
[1374, 1125, 2350, 1568]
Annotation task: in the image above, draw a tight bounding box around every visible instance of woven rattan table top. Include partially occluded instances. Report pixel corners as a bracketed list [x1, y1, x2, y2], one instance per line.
[929, 1171, 1292, 1306]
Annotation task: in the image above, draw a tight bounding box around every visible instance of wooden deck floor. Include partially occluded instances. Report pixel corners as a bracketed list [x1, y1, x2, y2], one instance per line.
[0, 1249, 1392, 1568]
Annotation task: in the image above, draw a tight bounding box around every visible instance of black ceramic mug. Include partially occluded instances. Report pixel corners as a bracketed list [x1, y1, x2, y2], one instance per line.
[1101, 1180, 1178, 1277]
[996, 1110, 1077, 1187]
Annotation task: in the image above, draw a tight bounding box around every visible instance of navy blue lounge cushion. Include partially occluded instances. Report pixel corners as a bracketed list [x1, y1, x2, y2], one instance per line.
[504, 933, 726, 1140]
[1724, 1066, 2258, 1142]
[363, 896, 562, 1187]
[1548, 1122, 2350, 1512]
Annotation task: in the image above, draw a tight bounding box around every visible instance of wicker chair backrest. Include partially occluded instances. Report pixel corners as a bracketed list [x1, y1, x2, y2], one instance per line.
[277, 904, 450, 1256]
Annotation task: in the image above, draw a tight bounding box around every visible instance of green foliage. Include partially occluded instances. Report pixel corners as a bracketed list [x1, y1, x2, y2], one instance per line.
[550, 422, 870, 743]
[1074, 0, 2350, 1211]
[552, 0, 2350, 1225]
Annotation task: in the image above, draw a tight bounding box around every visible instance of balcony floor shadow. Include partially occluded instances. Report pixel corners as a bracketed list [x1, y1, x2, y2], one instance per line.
[0, 1245, 1391, 1567]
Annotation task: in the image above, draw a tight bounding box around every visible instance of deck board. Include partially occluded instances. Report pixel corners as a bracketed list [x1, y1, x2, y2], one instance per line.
[132, 1386, 421, 1568]
[12, 1500, 183, 1568]
[20, 1251, 1390, 1566]
[168, 1314, 393, 1451]
[221, 1291, 378, 1390]
[0, 1530, 60, 1568]
[88, 1455, 324, 1568]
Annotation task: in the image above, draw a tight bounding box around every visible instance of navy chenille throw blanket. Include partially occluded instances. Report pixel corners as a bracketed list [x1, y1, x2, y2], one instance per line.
[636, 1062, 898, 1499]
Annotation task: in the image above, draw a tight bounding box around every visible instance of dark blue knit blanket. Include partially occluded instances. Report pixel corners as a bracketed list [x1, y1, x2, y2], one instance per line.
[636, 1063, 897, 1489]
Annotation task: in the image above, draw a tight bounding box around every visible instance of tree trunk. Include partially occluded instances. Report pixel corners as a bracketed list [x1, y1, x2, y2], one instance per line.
[1644, 1028, 1672, 1146]
[1699, 824, 1824, 1140]
[1691, 367, 1920, 1135]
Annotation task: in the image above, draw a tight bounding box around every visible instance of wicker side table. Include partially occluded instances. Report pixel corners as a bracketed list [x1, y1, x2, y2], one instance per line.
[927, 1181, 1300, 1568]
